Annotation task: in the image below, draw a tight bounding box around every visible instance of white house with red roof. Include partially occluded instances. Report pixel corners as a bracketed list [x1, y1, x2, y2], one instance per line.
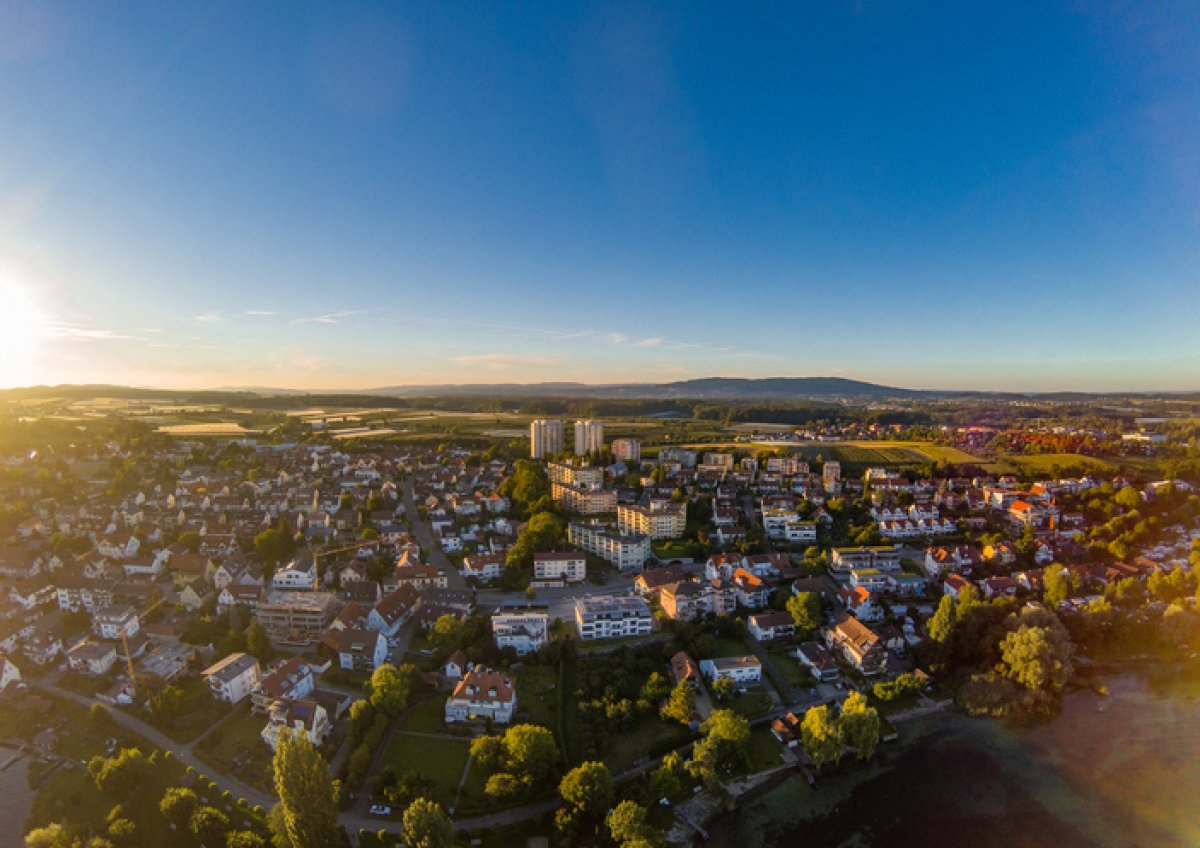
[444, 666, 517, 725]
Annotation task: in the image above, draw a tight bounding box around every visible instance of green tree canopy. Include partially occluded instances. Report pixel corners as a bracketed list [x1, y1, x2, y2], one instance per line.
[660, 681, 695, 726]
[559, 761, 614, 820]
[401, 798, 453, 848]
[839, 692, 881, 761]
[800, 704, 843, 770]
[368, 663, 421, 718]
[502, 724, 559, 784]
[786, 591, 822, 635]
[271, 730, 340, 848]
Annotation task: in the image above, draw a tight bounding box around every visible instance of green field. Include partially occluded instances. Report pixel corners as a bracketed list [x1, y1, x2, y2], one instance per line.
[193, 707, 276, 792]
[604, 719, 692, 772]
[381, 732, 471, 807]
[983, 453, 1116, 475]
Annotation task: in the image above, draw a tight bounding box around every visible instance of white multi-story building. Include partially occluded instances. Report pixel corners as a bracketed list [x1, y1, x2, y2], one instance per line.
[568, 522, 651, 572]
[551, 482, 617, 515]
[574, 595, 653, 640]
[272, 550, 317, 590]
[203, 652, 262, 704]
[462, 553, 504, 584]
[533, 551, 587, 583]
[574, 420, 604, 456]
[492, 608, 549, 655]
[617, 501, 686, 540]
[92, 605, 140, 641]
[612, 438, 640, 463]
[699, 656, 763, 685]
[530, 419, 565, 459]
[822, 461, 841, 485]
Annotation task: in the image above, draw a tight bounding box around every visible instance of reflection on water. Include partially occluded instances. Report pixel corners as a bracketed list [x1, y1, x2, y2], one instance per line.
[708, 673, 1200, 848]
[0, 747, 36, 848]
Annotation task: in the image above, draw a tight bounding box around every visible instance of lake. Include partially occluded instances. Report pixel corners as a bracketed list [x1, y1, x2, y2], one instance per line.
[708, 671, 1200, 848]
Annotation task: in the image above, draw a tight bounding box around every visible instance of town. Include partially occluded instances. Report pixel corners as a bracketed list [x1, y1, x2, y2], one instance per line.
[1, 392, 1197, 848]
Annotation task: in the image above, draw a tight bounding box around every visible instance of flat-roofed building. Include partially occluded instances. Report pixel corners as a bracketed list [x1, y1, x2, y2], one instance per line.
[568, 522, 651, 572]
[533, 551, 586, 583]
[617, 501, 686, 539]
[254, 591, 338, 646]
[574, 594, 653, 640]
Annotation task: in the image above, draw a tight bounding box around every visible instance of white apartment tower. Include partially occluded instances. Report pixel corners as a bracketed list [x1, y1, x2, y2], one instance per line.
[530, 419, 564, 459]
[612, 438, 641, 463]
[822, 461, 841, 484]
[574, 420, 604, 456]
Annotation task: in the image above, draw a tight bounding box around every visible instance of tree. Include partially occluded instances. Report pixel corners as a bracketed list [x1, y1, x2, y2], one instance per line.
[401, 798, 453, 848]
[646, 752, 685, 802]
[786, 592, 822, 635]
[1042, 564, 1076, 608]
[559, 761, 614, 821]
[271, 729, 340, 848]
[178, 531, 202, 553]
[469, 734, 508, 773]
[660, 681, 695, 725]
[225, 832, 267, 848]
[689, 709, 750, 785]
[607, 800, 661, 847]
[246, 619, 273, 661]
[368, 663, 420, 718]
[927, 594, 957, 644]
[25, 824, 80, 848]
[999, 624, 1074, 693]
[800, 704, 843, 770]
[710, 676, 736, 703]
[189, 807, 230, 847]
[639, 671, 671, 705]
[149, 684, 187, 727]
[88, 748, 149, 794]
[484, 772, 529, 801]
[253, 527, 295, 566]
[160, 787, 200, 831]
[502, 724, 558, 784]
[430, 614, 464, 650]
[838, 692, 881, 761]
[1114, 485, 1143, 510]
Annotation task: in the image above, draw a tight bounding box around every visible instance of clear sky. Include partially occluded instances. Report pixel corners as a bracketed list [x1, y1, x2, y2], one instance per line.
[0, 1, 1197, 392]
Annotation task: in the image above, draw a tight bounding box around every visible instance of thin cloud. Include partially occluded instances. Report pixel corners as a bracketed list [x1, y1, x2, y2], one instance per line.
[245, 310, 277, 317]
[195, 312, 223, 324]
[450, 352, 557, 370]
[142, 328, 165, 334]
[291, 310, 366, 325]
[44, 320, 146, 342]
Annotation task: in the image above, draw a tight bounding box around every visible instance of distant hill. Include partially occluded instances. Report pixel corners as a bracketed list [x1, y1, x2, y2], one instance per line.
[367, 377, 925, 400]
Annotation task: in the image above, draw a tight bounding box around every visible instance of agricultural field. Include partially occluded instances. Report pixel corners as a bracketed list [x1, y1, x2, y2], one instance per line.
[983, 453, 1116, 475]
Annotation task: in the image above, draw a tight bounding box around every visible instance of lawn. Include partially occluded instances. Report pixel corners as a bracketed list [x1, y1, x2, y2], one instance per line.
[742, 727, 784, 774]
[514, 664, 558, 730]
[193, 706, 276, 792]
[605, 719, 692, 773]
[400, 695, 456, 735]
[135, 676, 235, 744]
[711, 635, 750, 658]
[726, 690, 773, 719]
[984, 452, 1115, 475]
[381, 733, 471, 807]
[764, 645, 812, 687]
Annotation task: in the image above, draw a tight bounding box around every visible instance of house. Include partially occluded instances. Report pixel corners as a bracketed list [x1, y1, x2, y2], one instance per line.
[848, 568, 889, 591]
[0, 655, 21, 693]
[368, 585, 421, 637]
[731, 568, 769, 609]
[92, 605, 139, 640]
[272, 550, 317, 591]
[942, 574, 973, 600]
[980, 576, 1019, 599]
[202, 652, 262, 703]
[443, 650, 467, 681]
[22, 629, 63, 666]
[444, 666, 517, 725]
[837, 587, 883, 622]
[170, 554, 216, 587]
[533, 551, 587, 584]
[771, 711, 803, 747]
[699, 656, 762, 686]
[337, 560, 369, 588]
[66, 641, 117, 676]
[794, 641, 839, 682]
[491, 607, 549, 656]
[462, 553, 504, 584]
[261, 699, 331, 750]
[659, 580, 737, 622]
[634, 564, 687, 596]
[97, 533, 140, 559]
[217, 583, 263, 613]
[824, 615, 887, 676]
[179, 578, 214, 612]
[331, 628, 388, 672]
[747, 611, 796, 641]
[887, 573, 927, 597]
[251, 657, 314, 715]
[9, 577, 55, 610]
[669, 651, 702, 687]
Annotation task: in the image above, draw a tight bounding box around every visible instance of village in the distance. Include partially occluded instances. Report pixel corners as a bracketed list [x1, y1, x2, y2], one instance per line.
[2, 388, 1198, 848]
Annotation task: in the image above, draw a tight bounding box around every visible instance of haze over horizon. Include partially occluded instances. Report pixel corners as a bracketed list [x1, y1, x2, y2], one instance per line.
[1, 2, 1198, 393]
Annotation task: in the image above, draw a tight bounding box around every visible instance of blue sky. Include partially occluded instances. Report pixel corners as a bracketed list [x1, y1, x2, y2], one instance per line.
[0, 1, 1197, 391]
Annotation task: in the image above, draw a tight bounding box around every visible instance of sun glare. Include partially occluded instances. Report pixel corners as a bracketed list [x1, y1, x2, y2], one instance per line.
[0, 277, 47, 385]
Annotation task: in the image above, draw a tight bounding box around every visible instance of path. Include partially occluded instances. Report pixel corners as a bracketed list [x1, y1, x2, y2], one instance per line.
[31, 680, 275, 810]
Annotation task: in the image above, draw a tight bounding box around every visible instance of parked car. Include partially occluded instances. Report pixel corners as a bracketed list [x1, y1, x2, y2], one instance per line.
[368, 805, 391, 816]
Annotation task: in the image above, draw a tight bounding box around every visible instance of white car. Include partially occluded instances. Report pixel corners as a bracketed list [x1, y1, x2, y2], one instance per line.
[368, 805, 391, 816]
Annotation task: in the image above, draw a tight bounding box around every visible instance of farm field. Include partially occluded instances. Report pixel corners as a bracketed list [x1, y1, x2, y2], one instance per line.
[983, 452, 1116, 475]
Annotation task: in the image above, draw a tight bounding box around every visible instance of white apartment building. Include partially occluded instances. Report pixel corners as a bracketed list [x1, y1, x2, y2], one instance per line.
[612, 438, 640, 463]
[574, 595, 653, 640]
[568, 522, 651, 572]
[699, 656, 763, 685]
[822, 461, 841, 484]
[272, 550, 317, 590]
[92, 605, 140, 641]
[617, 501, 686, 540]
[530, 419, 565, 459]
[462, 553, 504, 583]
[492, 608, 549, 655]
[203, 652, 262, 704]
[548, 462, 605, 488]
[551, 482, 617, 515]
[574, 420, 604, 456]
[533, 551, 587, 583]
